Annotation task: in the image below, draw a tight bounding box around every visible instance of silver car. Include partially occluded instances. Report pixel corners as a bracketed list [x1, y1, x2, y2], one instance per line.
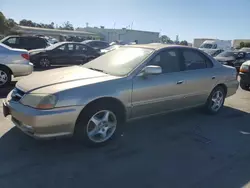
[3, 44, 238, 146]
[0, 43, 33, 87]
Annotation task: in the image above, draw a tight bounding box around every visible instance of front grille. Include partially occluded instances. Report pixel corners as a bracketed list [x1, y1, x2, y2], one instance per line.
[11, 88, 25, 102]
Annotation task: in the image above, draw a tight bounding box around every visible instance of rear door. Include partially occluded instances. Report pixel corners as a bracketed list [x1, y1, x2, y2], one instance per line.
[49, 44, 70, 64]
[70, 44, 88, 64]
[179, 48, 218, 107]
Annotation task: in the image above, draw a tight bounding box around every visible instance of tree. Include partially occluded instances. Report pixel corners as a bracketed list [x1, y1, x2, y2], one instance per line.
[244, 42, 250, 48]
[240, 42, 245, 48]
[180, 40, 188, 46]
[159, 35, 173, 44]
[59, 21, 74, 30]
[0, 12, 16, 34]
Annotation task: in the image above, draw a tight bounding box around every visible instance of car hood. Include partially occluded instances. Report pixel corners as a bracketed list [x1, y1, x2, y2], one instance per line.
[214, 56, 235, 62]
[16, 66, 119, 93]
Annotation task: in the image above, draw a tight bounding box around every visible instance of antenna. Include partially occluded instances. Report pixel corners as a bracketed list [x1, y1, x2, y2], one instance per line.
[131, 22, 133, 30]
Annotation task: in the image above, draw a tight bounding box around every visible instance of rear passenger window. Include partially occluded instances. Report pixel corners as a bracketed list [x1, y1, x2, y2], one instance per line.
[148, 49, 181, 73]
[182, 50, 212, 70]
[5, 37, 19, 44]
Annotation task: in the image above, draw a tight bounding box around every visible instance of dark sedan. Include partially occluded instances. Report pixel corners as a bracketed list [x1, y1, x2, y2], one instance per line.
[214, 51, 250, 71]
[29, 42, 100, 68]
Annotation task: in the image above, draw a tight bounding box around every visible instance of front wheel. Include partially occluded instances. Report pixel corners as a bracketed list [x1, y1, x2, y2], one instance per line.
[74, 104, 120, 147]
[205, 86, 225, 114]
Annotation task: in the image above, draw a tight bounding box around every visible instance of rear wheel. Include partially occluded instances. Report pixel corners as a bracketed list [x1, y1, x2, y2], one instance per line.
[74, 103, 121, 147]
[0, 67, 11, 88]
[39, 57, 51, 68]
[205, 86, 225, 114]
[240, 80, 250, 91]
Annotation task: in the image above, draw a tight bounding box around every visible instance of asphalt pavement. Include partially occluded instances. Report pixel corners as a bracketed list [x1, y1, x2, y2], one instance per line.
[1, 71, 250, 188]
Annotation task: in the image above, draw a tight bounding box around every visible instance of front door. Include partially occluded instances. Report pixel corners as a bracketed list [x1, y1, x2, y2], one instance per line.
[131, 48, 187, 118]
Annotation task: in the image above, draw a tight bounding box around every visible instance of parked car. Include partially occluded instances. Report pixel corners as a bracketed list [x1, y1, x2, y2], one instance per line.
[0, 36, 50, 50]
[239, 60, 250, 90]
[239, 47, 250, 53]
[214, 50, 250, 71]
[100, 45, 121, 54]
[3, 44, 238, 146]
[0, 43, 33, 87]
[202, 49, 224, 57]
[82, 40, 109, 51]
[29, 42, 100, 68]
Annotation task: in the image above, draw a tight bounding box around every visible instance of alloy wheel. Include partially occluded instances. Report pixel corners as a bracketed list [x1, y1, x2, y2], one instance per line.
[86, 110, 117, 143]
[211, 90, 224, 112]
[0, 70, 8, 86]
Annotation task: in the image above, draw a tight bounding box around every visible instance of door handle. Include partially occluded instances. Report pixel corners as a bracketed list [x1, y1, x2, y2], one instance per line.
[212, 76, 216, 79]
[177, 80, 184, 85]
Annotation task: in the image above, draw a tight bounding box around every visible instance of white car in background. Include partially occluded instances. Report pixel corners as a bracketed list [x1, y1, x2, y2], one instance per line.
[0, 43, 33, 87]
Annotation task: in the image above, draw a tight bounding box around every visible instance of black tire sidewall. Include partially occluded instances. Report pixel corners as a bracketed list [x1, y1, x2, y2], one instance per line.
[206, 86, 225, 114]
[74, 104, 122, 147]
[0, 67, 11, 88]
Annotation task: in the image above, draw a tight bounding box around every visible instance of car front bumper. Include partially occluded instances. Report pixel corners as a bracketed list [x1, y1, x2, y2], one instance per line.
[239, 72, 250, 84]
[2, 97, 83, 139]
[8, 62, 33, 77]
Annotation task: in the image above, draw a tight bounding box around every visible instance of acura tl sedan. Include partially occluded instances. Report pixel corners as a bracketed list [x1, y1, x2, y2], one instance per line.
[3, 44, 238, 146]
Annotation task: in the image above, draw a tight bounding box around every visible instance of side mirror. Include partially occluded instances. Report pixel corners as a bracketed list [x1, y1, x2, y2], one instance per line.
[139, 65, 162, 76]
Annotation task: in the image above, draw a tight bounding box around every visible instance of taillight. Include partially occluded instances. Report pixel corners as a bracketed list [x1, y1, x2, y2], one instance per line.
[240, 64, 249, 73]
[21, 54, 30, 60]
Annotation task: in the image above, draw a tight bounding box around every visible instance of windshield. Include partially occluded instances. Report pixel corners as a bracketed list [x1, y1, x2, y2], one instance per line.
[82, 40, 92, 44]
[45, 42, 65, 50]
[217, 51, 237, 57]
[83, 47, 153, 76]
[200, 43, 213, 49]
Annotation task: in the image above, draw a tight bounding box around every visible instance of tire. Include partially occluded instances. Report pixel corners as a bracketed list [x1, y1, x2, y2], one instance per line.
[0, 67, 11, 88]
[240, 80, 250, 91]
[39, 57, 51, 68]
[74, 102, 122, 147]
[205, 86, 225, 114]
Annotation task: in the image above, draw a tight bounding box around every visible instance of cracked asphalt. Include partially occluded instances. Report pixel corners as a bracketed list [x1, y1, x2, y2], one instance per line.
[0, 72, 250, 188]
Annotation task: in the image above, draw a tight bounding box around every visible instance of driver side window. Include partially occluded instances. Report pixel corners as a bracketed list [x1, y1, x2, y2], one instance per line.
[148, 49, 181, 73]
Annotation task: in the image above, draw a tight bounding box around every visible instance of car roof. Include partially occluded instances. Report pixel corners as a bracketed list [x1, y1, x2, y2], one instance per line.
[126, 43, 194, 50]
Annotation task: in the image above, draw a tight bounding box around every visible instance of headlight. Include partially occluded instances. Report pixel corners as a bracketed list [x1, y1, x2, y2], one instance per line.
[20, 94, 58, 109]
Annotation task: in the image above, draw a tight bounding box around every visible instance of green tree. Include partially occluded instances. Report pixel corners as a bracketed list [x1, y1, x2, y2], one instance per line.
[180, 40, 188, 46]
[240, 42, 245, 48]
[244, 42, 250, 47]
[59, 21, 74, 30]
[159, 35, 173, 44]
[0, 12, 16, 34]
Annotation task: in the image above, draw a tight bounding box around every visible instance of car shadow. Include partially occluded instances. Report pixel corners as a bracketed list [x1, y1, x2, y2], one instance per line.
[1, 106, 250, 187]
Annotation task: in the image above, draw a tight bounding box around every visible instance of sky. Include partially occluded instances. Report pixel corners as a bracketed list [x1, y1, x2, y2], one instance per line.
[1, 0, 250, 42]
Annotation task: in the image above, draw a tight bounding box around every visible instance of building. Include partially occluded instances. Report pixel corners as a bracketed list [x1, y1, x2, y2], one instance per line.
[76, 27, 160, 44]
[232, 39, 250, 48]
[193, 38, 215, 48]
[13, 25, 100, 41]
